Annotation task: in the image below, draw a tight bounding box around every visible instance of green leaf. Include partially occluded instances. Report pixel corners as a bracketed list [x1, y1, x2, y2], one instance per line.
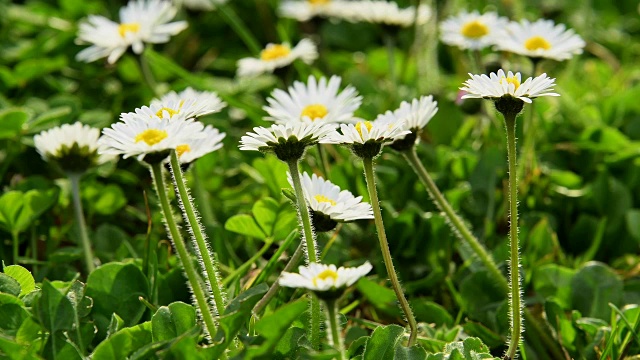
[151, 302, 197, 342]
[0, 334, 40, 360]
[224, 214, 266, 239]
[252, 156, 290, 199]
[247, 298, 309, 357]
[532, 264, 576, 309]
[274, 327, 306, 359]
[92, 321, 153, 360]
[106, 313, 125, 339]
[571, 262, 623, 320]
[0, 109, 28, 139]
[362, 325, 405, 360]
[3, 265, 35, 297]
[86, 262, 149, 340]
[357, 278, 402, 318]
[0, 273, 21, 297]
[0, 189, 58, 236]
[0, 301, 28, 336]
[625, 209, 640, 244]
[210, 283, 269, 357]
[411, 299, 454, 327]
[35, 281, 78, 359]
[252, 197, 297, 240]
[426, 337, 497, 360]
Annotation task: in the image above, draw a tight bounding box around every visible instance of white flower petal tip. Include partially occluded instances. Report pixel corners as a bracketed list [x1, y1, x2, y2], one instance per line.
[237, 39, 318, 77]
[495, 18, 585, 61]
[279, 261, 373, 293]
[264, 75, 362, 125]
[374, 95, 439, 132]
[459, 69, 560, 104]
[148, 87, 226, 120]
[76, 0, 187, 64]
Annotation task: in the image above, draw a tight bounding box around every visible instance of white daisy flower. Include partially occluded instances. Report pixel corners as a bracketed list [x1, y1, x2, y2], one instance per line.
[279, 0, 342, 22]
[264, 75, 362, 125]
[460, 69, 559, 104]
[440, 11, 508, 50]
[279, 262, 372, 293]
[175, 125, 226, 163]
[34, 122, 114, 173]
[288, 172, 373, 230]
[76, 0, 188, 64]
[339, 1, 431, 27]
[329, 120, 410, 145]
[98, 116, 205, 162]
[237, 39, 318, 77]
[495, 19, 585, 61]
[173, 0, 227, 11]
[149, 87, 226, 119]
[375, 95, 438, 132]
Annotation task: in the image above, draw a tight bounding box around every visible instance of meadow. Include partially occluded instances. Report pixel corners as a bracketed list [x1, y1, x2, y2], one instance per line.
[0, 0, 639, 359]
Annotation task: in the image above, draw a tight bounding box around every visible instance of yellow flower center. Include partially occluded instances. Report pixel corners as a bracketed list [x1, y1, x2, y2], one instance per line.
[300, 104, 328, 120]
[118, 22, 140, 37]
[135, 129, 168, 146]
[500, 76, 521, 90]
[308, 0, 330, 5]
[460, 20, 489, 39]
[156, 107, 180, 118]
[260, 44, 291, 61]
[524, 36, 551, 51]
[312, 269, 339, 286]
[355, 121, 373, 139]
[314, 195, 337, 206]
[176, 144, 191, 157]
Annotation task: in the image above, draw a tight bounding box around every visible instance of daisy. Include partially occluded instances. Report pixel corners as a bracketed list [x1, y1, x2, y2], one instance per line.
[440, 11, 508, 50]
[288, 172, 373, 231]
[328, 120, 410, 159]
[279, 0, 342, 22]
[460, 69, 559, 104]
[34, 122, 114, 173]
[175, 125, 226, 163]
[76, 0, 188, 64]
[239, 122, 337, 161]
[495, 19, 585, 61]
[237, 39, 318, 77]
[340, 1, 431, 27]
[149, 87, 226, 119]
[373, 95, 438, 151]
[279, 262, 372, 294]
[98, 115, 205, 162]
[264, 75, 362, 124]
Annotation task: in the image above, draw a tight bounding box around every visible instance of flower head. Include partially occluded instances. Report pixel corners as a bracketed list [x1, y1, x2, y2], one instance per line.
[34, 122, 114, 173]
[264, 75, 362, 125]
[339, 1, 431, 27]
[148, 87, 226, 120]
[279, 0, 339, 22]
[98, 115, 205, 163]
[76, 0, 187, 64]
[373, 96, 438, 150]
[495, 19, 585, 61]
[328, 120, 410, 158]
[440, 11, 508, 50]
[239, 122, 337, 161]
[174, 0, 227, 11]
[288, 172, 373, 231]
[279, 262, 372, 298]
[175, 125, 226, 163]
[238, 39, 318, 77]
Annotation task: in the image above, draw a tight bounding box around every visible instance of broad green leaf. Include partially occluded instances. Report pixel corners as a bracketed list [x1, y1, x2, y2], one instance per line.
[274, 327, 306, 359]
[357, 278, 402, 318]
[362, 325, 404, 360]
[571, 262, 623, 320]
[0, 335, 40, 360]
[411, 299, 454, 327]
[224, 214, 266, 239]
[106, 313, 125, 339]
[0, 302, 28, 336]
[252, 156, 289, 199]
[0, 109, 28, 139]
[15, 317, 43, 348]
[459, 271, 507, 332]
[0, 274, 21, 297]
[35, 281, 78, 359]
[426, 337, 497, 360]
[532, 264, 575, 309]
[545, 299, 577, 352]
[253, 197, 280, 237]
[151, 302, 197, 342]
[625, 209, 640, 244]
[0, 189, 58, 236]
[92, 321, 153, 360]
[247, 298, 309, 357]
[3, 265, 35, 297]
[83, 183, 127, 215]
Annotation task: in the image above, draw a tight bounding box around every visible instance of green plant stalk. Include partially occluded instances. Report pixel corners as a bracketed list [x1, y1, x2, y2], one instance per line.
[317, 144, 331, 179]
[362, 157, 418, 346]
[286, 159, 321, 350]
[504, 113, 523, 359]
[191, 164, 217, 227]
[217, 4, 261, 54]
[402, 148, 509, 292]
[149, 163, 219, 343]
[325, 299, 346, 360]
[68, 173, 95, 273]
[169, 151, 227, 316]
[252, 240, 304, 316]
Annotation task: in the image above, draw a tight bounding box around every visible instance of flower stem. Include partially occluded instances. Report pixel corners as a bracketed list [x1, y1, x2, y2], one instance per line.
[69, 174, 95, 273]
[362, 157, 418, 346]
[169, 151, 227, 316]
[504, 113, 523, 359]
[149, 162, 218, 341]
[402, 148, 508, 293]
[286, 159, 321, 350]
[317, 144, 331, 179]
[325, 299, 346, 360]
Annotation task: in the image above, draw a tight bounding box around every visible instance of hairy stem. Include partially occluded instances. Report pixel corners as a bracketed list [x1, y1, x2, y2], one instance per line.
[362, 157, 418, 346]
[325, 299, 346, 360]
[69, 173, 95, 273]
[169, 151, 227, 316]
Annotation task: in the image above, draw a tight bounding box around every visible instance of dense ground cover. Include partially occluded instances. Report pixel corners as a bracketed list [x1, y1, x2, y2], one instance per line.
[1, 0, 639, 359]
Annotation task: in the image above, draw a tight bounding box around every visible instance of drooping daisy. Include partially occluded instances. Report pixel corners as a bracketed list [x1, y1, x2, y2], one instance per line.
[239, 122, 337, 161]
[495, 19, 585, 61]
[340, 1, 431, 27]
[76, 0, 188, 64]
[279, 0, 342, 22]
[175, 125, 226, 163]
[34, 122, 114, 173]
[373, 95, 438, 151]
[440, 11, 508, 50]
[237, 39, 318, 77]
[279, 262, 372, 297]
[148, 87, 226, 120]
[460, 69, 559, 104]
[288, 172, 373, 231]
[328, 120, 411, 158]
[264, 75, 362, 125]
[98, 115, 205, 163]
